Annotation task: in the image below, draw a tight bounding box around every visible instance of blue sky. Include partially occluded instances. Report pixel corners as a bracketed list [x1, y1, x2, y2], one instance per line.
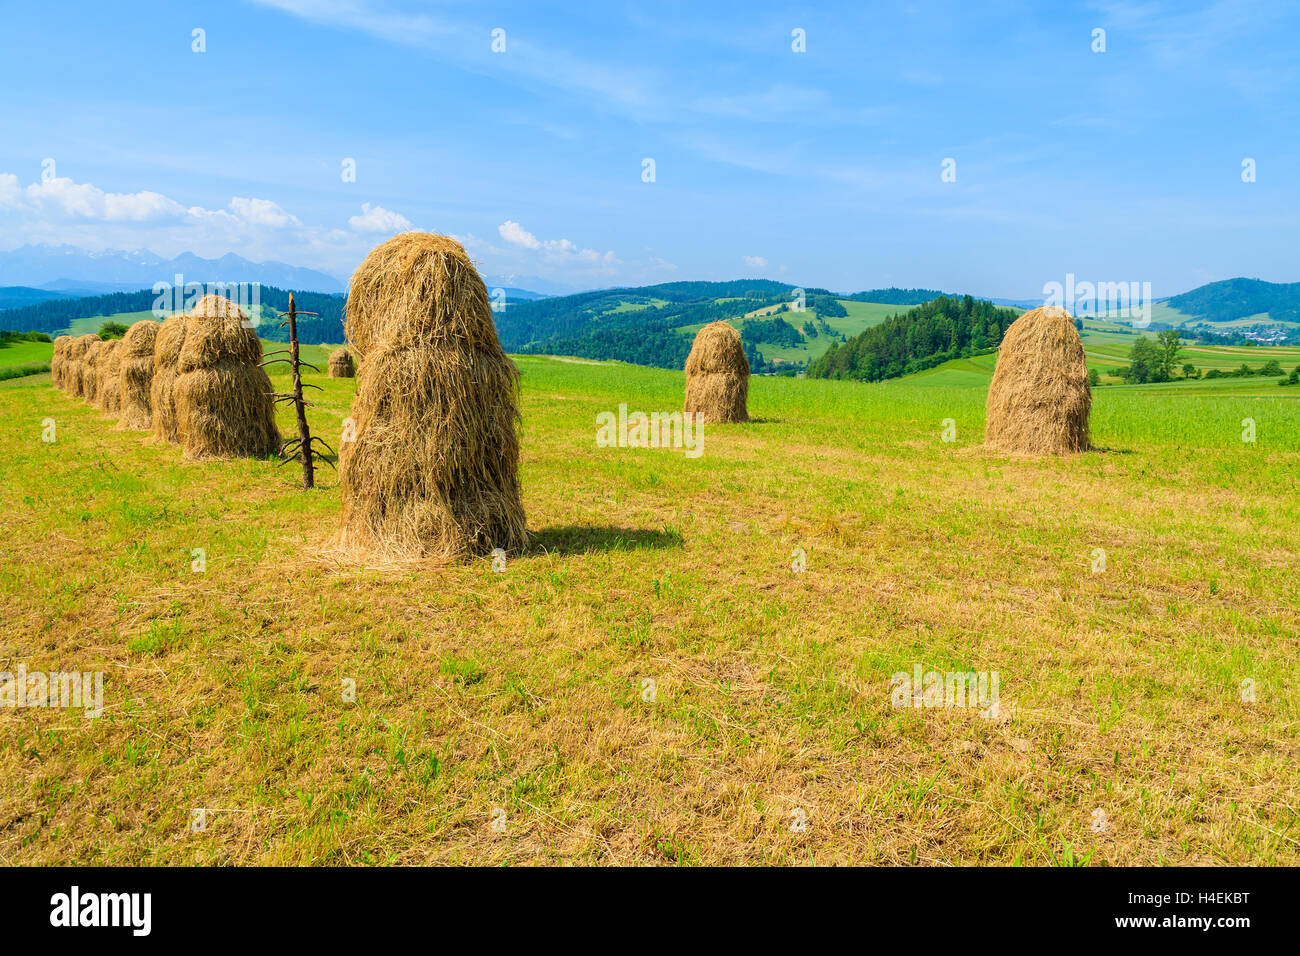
[1, 0, 1297, 296]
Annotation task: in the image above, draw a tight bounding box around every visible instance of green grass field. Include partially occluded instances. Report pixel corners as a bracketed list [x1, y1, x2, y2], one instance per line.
[2, 345, 1297, 865]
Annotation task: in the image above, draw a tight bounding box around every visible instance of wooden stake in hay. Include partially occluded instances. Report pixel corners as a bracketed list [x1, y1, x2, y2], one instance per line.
[684, 320, 750, 423]
[984, 306, 1091, 455]
[150, 312, 189, 443]
[96, 339, 124, 413]
[172, 295, 280, 460]
[336, 232, 527, 562]
[50, 335, 72, 390]
[116, 320, 160, 431]
[81, 339, 109, 405]
[328, 347, 356, 378]
[64, 334, 98, 397]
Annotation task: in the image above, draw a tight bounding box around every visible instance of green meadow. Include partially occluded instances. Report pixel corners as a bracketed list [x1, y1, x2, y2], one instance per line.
[2, 344, 1297, 865]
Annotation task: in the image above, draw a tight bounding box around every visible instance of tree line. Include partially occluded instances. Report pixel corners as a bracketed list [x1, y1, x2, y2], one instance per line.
[807, 295, 1019, 381]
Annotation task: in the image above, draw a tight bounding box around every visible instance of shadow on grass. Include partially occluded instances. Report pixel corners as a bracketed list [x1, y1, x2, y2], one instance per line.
[531, 524, 684, 555]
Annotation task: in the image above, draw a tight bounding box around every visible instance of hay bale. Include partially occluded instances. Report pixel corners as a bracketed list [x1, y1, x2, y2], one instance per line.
[64, 334, 98, 397]
[81, 339, 109, 405]
[336, 232, 527, 562]
[96, 339, 124, 413]
[150, 313, 189, 443]
[50, 335, 72, 389]
[116, 320, 161, 430]
[984, 306, 1091, 455]
[684, 320, 750, 423]
[328, 347, 356, 378]
[172, 295, 280, 460]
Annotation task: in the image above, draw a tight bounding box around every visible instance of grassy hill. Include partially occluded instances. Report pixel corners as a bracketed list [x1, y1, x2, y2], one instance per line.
[3, 351, 1298, 865]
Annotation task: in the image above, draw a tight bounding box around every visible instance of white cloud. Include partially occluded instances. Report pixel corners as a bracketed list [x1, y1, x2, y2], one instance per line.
[497, 219, 620, 273]
[348, 202, 412, 233]
[498, 219, 540, 249]
[0, 173, 21, 209]
[648, 256, 677, 271]
[228, 196, 301, 228]
[23, 177, 188, 222]
[743, 255, 768, 270]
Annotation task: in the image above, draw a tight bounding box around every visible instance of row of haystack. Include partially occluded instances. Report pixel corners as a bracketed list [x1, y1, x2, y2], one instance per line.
[48, 231, 1091, 569]
[50, 296, 281, 460]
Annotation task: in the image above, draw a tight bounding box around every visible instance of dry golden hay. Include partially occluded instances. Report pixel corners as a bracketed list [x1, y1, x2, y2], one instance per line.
[65, 334, 99, 399]
[150, 312, 189, 443]
[984, 306, 1091, 455]
[328, 347, 356, 378]
[684, 320, 750, 424]
[336, 232, 527, 563]
[81, 339, 110, 405]
[50, 335, 72, 390]
[172, 294, 280, 460]
[96, 339, 124, 414]
[116, 320, 160, 431]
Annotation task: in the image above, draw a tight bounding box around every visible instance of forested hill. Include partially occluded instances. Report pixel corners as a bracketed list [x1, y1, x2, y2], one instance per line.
[843, 287, 945, 305]
[807, 295, 1020, 381]
[495, 279, 796, 348]
[496, 279, 852, 369]
[1163, 278, 1300, 324]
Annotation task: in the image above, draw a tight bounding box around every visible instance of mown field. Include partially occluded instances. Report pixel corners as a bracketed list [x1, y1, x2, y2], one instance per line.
[1, 350, 1298, 865]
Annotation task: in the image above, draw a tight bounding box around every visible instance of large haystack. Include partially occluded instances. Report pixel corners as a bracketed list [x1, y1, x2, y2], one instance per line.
[150, 313, 189, 443]
[328, 347, 356, 378]
[96, 339, 124, 413]
[116, 320, 160, 431]
[684, 320, 750, 423]
[336, 232, 527, 562]
[50, 335, 72, 390]
[64, 334, 98, 397]
[172, 295, 280, 460]
[984, 306, 1091, 455]
[81, 339, 109, 405]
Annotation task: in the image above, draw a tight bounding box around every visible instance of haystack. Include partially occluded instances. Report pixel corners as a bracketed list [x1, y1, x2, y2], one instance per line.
[150, 313, 189, 443]
[50, 335, 72, 389]
[336, 232, 527, 562]
[96, 339, 124, 413]
[81, 339, 109, 405]
[984, 306, 1091, 454]
[328, 347, 356, 378]
[64, 334, 98, 397]
[684, 320, 749, 423]
[116, 320, 160, 430]
[172, 295, 280, 460]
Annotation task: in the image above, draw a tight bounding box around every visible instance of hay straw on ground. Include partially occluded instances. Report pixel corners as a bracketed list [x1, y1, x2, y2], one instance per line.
[96, 339, 124, 413]
[81, 339, 109, 405]
[173, 295, 280, 460]
[64, 334, 98, 398]
[684, 320, 750, 424]
[328, 347, 356, 378]
[984, 306, 1091, 455]
[116, 320, 160, 431]
[336, 232, 527, 562]
[150, 313, 189, 443]
[50, 335, 72, 390]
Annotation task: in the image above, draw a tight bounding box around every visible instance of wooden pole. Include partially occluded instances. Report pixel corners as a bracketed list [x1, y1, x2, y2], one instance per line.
[286, 293, 315, 489]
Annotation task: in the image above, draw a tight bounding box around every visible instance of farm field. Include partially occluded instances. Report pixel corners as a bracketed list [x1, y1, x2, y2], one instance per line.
[2, 352, 1297, 865]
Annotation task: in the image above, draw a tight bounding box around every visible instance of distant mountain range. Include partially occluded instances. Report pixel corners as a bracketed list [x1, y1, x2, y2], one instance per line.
[0, 244, 347, 293]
